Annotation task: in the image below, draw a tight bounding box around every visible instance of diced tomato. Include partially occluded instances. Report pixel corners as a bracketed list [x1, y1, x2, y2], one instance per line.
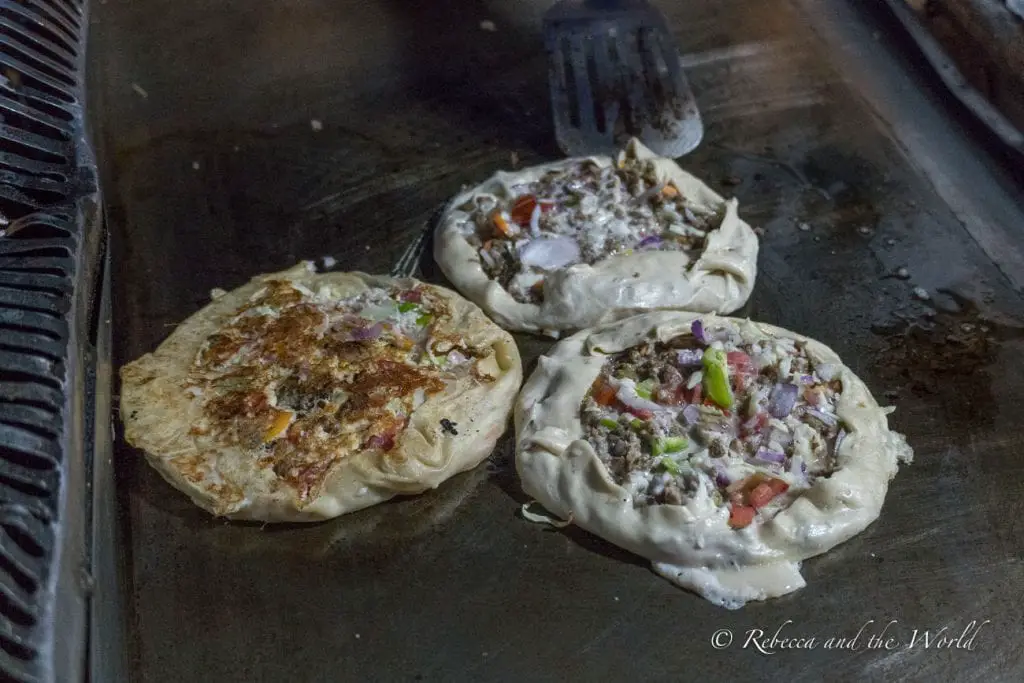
[686, 383, 703, 405]
[592, 380, 617, 407]
[728, 350, 756, 390]
[398, 288, 423, 303]
[623, 406, 653, 420]
[748, 483, 776, 509]
[767, 478, 790, 496]
[727, 351, 753, 373]
[510, 195, 538, 225]
[656, 386, 685, 406]
[741, 411, 768, 437]
[729, 504, 756, 529]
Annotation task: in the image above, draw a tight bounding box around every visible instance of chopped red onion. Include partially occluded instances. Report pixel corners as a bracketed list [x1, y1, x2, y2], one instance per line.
[529, 202, 542, 236]
[518, 236, 581, 270]
[350, 322, 385, 341]
[834, 428, 847, 456]
[767, 383, 798, 418]
[691, 319, 708, 344]
[806, 407, 839, 427]
[340, 313, 367, 327]
[713, 461, 732, 488]
[680, 404, 700, 425]
[746, 457, 783, 472]
[754, 447, 786, 464]
[683, 206, 697, 223]
[676, 349, 703, 367]
[637, 235, 662, 249]
[799, 374, 815, 385]
[399, 288, 423, 303]
[740, 412, 761, 433]
[788, 455, 804, 475]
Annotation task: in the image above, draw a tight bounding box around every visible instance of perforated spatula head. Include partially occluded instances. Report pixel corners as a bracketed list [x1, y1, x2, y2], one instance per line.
[544, 0, 703, 158]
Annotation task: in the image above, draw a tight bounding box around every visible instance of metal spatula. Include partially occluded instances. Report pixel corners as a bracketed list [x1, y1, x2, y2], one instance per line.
[544, 0, 703, 159]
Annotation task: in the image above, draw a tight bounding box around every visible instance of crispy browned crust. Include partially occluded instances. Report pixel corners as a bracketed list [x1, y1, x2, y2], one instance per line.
[120, 263, 523, 522]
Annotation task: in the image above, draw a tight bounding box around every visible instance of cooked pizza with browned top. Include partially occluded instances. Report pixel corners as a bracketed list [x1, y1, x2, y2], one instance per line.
[121, 263, 522, 522]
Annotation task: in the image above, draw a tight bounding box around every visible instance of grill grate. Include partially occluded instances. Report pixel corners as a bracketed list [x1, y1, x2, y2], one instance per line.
[0, 0, 96, 681]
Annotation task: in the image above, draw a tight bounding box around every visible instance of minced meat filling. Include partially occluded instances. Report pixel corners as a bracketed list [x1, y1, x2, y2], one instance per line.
[456, 148, 723, 304]
[186, 281, 480, 502]
[579, 320, 846, 528]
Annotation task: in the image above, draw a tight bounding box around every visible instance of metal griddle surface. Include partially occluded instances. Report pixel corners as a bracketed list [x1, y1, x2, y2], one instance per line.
[91, 0, 1024, 680]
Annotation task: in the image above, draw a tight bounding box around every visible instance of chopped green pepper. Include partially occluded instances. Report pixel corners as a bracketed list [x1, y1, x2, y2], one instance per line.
[398, 302, 418, 313]
[702, 348, 734, 409]
[658, 457, 681, 475]
[599, 417, 619, 429]
[630, 419, 645, 430]
[635, 379, 656, 400]
[416, 313, 433, 326]
[662, 436, 689, 453]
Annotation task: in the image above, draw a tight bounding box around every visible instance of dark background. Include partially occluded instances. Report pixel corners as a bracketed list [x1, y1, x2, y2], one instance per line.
[88, 0, 1024, 680]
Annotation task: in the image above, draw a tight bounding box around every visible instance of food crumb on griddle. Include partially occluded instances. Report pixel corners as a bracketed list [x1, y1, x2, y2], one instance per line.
[479, 19, 496, 31]
[440, 419, 458, 435]
[310, 119, 323, 132]
[913, 287, 931, 301]
[896, 267, 910, 280]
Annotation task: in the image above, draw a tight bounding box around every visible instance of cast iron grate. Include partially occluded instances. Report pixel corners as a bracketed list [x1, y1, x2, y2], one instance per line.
[0, 0, 90, 681]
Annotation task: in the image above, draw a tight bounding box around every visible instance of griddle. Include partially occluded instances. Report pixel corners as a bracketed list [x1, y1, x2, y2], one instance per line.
[85, 0, 1024, 680]
[0, 0, 100, 681]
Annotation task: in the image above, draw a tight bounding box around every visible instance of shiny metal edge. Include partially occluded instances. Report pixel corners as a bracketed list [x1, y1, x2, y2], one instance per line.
[88, 247, 126, 683]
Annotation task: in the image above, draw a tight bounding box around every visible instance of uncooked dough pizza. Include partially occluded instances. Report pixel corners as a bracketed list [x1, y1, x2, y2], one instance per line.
[120, 262, 522, 522]
[515, 311, 912, 607]
[434, 139, 758, 336]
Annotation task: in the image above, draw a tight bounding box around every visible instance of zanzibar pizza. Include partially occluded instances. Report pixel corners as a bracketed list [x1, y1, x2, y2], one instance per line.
[515, 311, 912, 608]
[434, 138, 759, 336]
[120, 262, 522, 522]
